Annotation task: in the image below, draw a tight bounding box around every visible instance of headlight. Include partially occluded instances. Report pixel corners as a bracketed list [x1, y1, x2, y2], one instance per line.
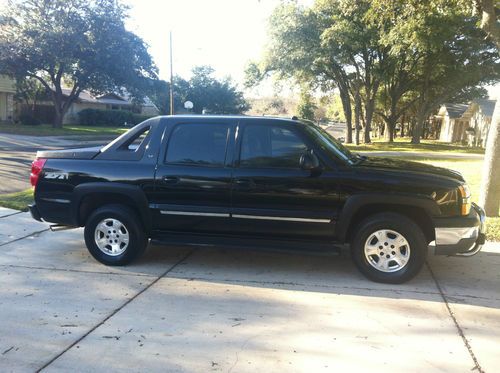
[458, 184, 471, 216]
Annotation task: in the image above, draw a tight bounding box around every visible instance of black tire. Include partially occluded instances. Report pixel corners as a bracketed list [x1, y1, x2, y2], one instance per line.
[84, 204, 148, 266]
[350, 213, 427, 284]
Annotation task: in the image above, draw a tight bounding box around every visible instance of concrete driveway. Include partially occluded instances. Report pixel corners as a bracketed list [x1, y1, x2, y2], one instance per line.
[0, 207, 499, 372]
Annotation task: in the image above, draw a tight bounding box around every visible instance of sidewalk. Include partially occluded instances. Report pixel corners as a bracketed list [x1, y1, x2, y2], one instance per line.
[0, 207, 498, 372]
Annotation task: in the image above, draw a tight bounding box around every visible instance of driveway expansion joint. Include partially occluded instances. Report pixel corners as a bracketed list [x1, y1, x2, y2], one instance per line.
[36, 248, 196, 372]
[426, 262, 484, 373]
[0, 211, 23, 219]
[0, 264, 157, 278]
[0, 229, 50, 248]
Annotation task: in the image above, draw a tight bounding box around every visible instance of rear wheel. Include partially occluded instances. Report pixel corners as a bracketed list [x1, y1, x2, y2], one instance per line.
[350, 213, 427, 283]
[84, 204, 147, 266]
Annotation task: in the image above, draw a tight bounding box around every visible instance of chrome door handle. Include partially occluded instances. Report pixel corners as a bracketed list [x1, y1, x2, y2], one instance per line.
[162, 176, 179, 184]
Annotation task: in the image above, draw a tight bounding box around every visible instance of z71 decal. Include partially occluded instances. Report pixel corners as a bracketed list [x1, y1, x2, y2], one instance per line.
[44, 172, 69, 180]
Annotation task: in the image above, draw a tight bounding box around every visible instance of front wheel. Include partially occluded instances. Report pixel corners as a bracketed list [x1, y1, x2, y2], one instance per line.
[84, 204, 148, 266]
[350, 213, 427, 284]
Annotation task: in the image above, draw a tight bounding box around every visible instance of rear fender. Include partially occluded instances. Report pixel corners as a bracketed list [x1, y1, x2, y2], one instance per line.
[72, 183, 151, 232]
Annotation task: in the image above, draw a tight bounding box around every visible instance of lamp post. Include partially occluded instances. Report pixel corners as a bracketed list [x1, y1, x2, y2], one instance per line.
[169, 31, 174, 115]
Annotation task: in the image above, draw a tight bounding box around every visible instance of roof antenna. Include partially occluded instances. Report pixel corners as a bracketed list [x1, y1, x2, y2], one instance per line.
[291, 116, 299, 120]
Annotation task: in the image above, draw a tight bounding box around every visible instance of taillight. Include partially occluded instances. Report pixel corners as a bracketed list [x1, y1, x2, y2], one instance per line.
[30, 158, 46, 189]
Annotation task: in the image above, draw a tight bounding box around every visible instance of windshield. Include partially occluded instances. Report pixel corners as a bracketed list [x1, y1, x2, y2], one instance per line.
[300, 121, 357, 164]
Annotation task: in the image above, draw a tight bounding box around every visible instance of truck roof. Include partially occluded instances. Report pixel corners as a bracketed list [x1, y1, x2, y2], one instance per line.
[157, 114, 302, 124]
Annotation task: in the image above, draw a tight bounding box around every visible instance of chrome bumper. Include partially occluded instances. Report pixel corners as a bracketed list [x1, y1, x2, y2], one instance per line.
[433, 203, 486, 256]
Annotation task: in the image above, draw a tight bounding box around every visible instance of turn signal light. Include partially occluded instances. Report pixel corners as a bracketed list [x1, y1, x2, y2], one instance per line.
[458, 184, 471, 216]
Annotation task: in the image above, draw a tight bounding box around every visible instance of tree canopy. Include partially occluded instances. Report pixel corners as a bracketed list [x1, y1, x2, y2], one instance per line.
[0, 0, 157, 127]
[148, 66, 250, 115]
[246, 0, 500, 144]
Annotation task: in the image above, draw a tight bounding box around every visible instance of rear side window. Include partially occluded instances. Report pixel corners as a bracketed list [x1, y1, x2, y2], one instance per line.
[165, 123, 230, 166]
[240, 125, 307, 168]
[119, 126, 150, 151]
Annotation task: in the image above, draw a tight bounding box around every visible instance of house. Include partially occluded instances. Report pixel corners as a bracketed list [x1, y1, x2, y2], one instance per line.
[11, 82, 159, 124]
[462, 99, 496, 147]
[62, 89, 160, 124]
[436, 99, 497, 147]
[436, 103, 469, 143]
[0, 75, 16, 123]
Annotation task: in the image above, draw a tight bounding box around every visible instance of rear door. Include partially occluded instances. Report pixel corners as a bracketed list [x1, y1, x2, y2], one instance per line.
[151, 119, 235, 234]
[230, 120, 338, 239]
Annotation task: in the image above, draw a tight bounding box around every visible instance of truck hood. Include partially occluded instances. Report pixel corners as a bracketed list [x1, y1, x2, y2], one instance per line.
[355, 156, 465, 182]
[36, 146, 102, 160]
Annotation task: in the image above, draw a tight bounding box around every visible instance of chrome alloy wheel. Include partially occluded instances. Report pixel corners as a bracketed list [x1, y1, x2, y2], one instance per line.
[94, 218, 130, 256]
[364, 229, 411, 273]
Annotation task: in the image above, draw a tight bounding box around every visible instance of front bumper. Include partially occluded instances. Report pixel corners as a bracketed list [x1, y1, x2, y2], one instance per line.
[432, 203, 486, 256]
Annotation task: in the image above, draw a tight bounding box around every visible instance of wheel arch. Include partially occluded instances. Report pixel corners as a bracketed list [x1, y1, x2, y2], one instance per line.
[72, 183, 152, 233]
[336, 193, 439, 244]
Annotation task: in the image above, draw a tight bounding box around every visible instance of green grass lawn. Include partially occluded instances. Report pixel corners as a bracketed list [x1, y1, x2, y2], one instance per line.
[0, 189, 33, 212]
[0, 123, 127, 137]
[346, 138, 485, 154]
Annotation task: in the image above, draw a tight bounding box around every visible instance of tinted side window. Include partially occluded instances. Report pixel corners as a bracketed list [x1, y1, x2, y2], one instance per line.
[240, 125, 308, 168]
[119, 126, 150, 151]
[165, 123, 230, 166]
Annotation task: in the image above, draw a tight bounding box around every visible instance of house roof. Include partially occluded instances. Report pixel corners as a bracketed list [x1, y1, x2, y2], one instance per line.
[60, 88, 157, 108]
[441, 103, 469, 118]
[475, 99, 496, 117]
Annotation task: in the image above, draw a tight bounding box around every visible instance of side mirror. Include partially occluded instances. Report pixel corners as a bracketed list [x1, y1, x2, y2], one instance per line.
[299, 151, 321, 172]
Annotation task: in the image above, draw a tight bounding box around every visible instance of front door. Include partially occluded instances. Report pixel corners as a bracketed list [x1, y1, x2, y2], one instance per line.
[152, 120, 234, 234]
[230, 120, 338, 239]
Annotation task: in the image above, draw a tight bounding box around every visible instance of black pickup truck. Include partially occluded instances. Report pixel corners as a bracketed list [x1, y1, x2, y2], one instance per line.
[29, 115, 486, 283]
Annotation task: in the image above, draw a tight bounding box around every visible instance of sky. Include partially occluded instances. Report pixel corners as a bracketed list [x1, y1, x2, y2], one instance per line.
[124, 0, 499, 99]
[123, 0, 301, 95]
[0, 0, 497, 98]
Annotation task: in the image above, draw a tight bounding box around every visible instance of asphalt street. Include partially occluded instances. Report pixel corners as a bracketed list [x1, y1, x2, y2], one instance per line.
[0, 134, 115, 194]
[0, 207, 499, 372]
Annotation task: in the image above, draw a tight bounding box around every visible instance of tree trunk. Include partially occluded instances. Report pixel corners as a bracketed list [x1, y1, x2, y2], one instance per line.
[364, 99, 374, 144]
[53, 111, 64, 128]
[479, 99, 500, 216]
[386, 123, 394, 142]
[354, 91, 361, 146]
[412, 109, 427, 144]
[339, 89, 353, 143]
[52, 90, 65, 128]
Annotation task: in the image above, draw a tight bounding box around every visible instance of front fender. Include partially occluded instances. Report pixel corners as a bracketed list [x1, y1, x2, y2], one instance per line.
[336, 193, 440, 243]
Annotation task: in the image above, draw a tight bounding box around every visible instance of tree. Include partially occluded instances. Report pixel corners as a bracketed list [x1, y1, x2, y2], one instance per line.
[475, 0, 500, 216]
[244, 2, 353, 143]
[296, 88, 317, 120]
[146, 77, 191, 115]
[14, 76, 48, 113]
[185, 66, 250, 114]
[0, 0, 157, 127]
[370, 0, 499, 143]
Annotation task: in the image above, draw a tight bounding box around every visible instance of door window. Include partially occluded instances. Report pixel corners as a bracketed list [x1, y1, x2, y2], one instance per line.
[240, 125, 308, 168]
[165, 123, 230, 166]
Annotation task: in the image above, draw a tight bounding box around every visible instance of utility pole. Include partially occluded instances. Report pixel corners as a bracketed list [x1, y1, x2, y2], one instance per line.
[169, 31, 174, 115]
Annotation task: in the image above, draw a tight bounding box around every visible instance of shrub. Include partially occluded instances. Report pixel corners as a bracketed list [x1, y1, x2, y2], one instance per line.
[19, 114, 41, 126]
[78, 109, 154, 127]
